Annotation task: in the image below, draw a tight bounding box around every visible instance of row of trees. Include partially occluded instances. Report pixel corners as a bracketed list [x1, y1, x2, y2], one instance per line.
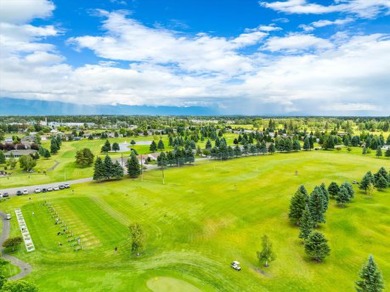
[93, 152, 141, 182]
[157, 148, 195, 167]
[101, 140, 120, 153]
[360, 167, 389, 193]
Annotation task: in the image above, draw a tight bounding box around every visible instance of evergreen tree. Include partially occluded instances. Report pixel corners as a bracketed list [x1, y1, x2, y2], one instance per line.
[328, 182, 340, 199]
[103, 155, 114, 180]
[101, 140, 111, 153]
[303, 136, 311, 151]
[309, 187, 326, 227]
[0, 151, 5, 164]
[234, 145, 241, 157]
[374, 167, 389, 184]
[257, 235, 276, 267]
[304, 231, 331, 262]
[340, 182, 355, 200]
[356, 255, 384, 292]
[157, 152, 167, 168]
[127, 153, 141, 178]
[268, 143, 275, 154]
[157, 139, 165, 150]
[385, 148, 390, 158]
[149, 141, 157, 152]
[375, 176, 388, 190]
[292, 139, 301, 151]
[112, 142, 120, 152]
[376, 146, 382, 158]
[93, 157, 105, 181]
[205, 139, 212, 149]
[319, 184, 329, 210]
[288, 185, 309, 225]
[299, 205, 314, 240]
[336, 185, 351, 206]
[43, 149, 51, 159]
[360, 171, 375, 193]
[112, 161, 124, 179]
[50, 137, 59, 154]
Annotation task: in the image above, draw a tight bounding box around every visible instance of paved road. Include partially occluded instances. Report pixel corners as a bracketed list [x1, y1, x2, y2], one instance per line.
[0, 177, 93, 197]
[0, 211, 32, 280]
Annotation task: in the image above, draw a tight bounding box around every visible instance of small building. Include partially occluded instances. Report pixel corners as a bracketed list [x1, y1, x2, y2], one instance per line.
[4, 149, 38, 158]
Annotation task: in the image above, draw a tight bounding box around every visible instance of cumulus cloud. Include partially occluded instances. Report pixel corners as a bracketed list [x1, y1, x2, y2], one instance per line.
[0, 5, 389, 115]
[263, 34, 333, 52]
[0, 0, 54, 24]
[67, 11, 268, 75]
[300, 17, 354, 31]
[260, 0, 390, 19]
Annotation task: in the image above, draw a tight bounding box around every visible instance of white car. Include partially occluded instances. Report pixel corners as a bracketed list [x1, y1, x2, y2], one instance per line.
[53, 186, 59, 191]
[34, 188, 42, 193]
[5, 214, 11, 220]
[231, 261, 241, 271]
[22, 189, 29, 195]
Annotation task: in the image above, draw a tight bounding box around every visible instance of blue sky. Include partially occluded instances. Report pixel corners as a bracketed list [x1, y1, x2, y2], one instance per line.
[0, 0, 389, 115]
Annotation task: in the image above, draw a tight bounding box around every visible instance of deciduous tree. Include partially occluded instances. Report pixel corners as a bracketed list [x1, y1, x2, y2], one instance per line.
[257, 235, 276, 267]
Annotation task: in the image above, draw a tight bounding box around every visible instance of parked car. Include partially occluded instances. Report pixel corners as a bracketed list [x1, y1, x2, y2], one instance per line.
[64, 183, 70, 188]
[59, 185, 65, 190]
[231, 261, 241, 271]
[23, 189, 29, 195]
[16, 190, 23, 196]
[42, 188, 48, 193]
[47, 187, 53, 191]
[53, 186, 59, 191]
[2, 192, 9, 198]
[5, 214, 11, 220]
[35, 188, 42, 193]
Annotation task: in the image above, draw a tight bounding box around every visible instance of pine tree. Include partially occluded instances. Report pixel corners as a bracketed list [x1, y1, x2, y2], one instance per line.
[257, 235, 276, 267]
[375, 176, 388, 190]
[127, 153, 141, 178]
[205, 139, 212, 149]
[50, 137, 59, 154]
[103, 155, 114, 179]
[101, 140, 111, 153]
[112, 161, 124, 179]
[360, 171, 375, 193]
[149, 141, 157, 152]
[376, 146, 382, 158]
[157, 139, 165, 150]
[374, 167, 389, 184]
[304, 231, 330, 262]
[356, 255, 384, 292]
[328, 182, 340, 199]
[157, 152, 167, 168]
[336, 185, 351, 207]
[385, 148, 390, 158]
[288, 185, 309, 225]
[112, 142, 120, 152]
[93, 157, 105, 181]
[299, 205, 314, 240]
[340, 182, 355, 200]
[309, 187, 326, 227]
[303, 136, 311, 151]
[319, 184, 329, 210]
[43, 149, 51, 159]
[268, 143, 275, 154]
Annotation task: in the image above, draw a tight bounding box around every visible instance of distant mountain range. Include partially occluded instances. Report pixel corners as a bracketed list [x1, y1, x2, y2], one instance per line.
[0, 98, 218, 116]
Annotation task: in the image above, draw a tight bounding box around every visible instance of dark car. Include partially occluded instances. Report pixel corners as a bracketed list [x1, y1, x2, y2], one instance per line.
[16, 190, 23, 196]
[59, 185, 65, 190]
[2, 192, 9, 198]
[42, 188, 48, 193]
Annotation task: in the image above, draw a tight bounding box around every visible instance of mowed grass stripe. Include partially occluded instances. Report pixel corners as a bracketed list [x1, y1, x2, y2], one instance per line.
[63, 197, 128, 248]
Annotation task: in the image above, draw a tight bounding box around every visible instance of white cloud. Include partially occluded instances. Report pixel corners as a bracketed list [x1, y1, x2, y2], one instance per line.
[68, 11, 264, 74]
[299, 17, 354, 31]
[0, 0, 54, 24]
[263, 34, 333, 52]
[260, 0, 390, 18]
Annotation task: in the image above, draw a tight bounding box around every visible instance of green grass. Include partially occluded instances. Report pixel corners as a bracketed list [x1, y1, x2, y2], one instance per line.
[0, 151, 389, 291]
